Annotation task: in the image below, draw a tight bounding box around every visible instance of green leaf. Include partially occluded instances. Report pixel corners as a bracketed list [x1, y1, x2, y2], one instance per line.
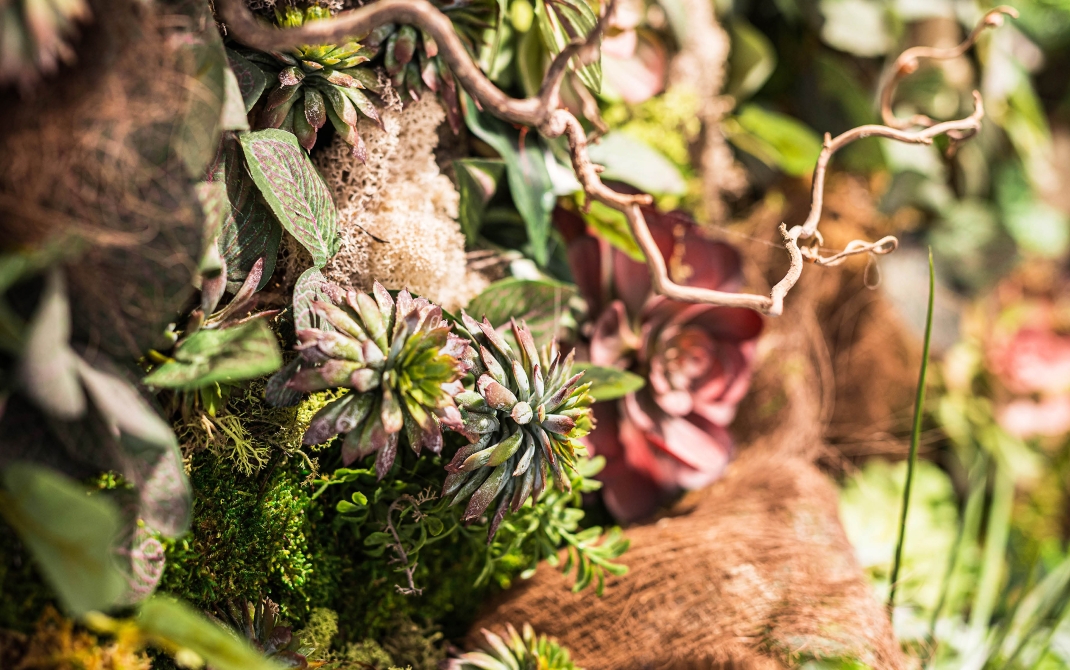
[220, 66, 251, 132]
[586, 131, 685, 196]
[137, 597, 282, 670]
[0, 463, 125, 616]
[17, 269, 86, 419]
[351, 491, 368, 505]
[466, 278, 576, 345]
[225, 48, 268, 113]
[195, 181, 228, 276]
[725, 18, 776, 102]
[455, 158, 506, 244]
[573, 363, 645, 401]
[174, 18, 228, 178]
[292, 267, 336, 332]
[144, 319, 282, 391]
[78, 360, 179, 451]
[535, 0, 601, 93]
[723, 105, 822, 177]
[239, 129, 339, 267]
[426, 516, 445, 536]
[996, 162, 1070, 257]
[218, 137, 283, 292]
[582, 199, 644, 262]
[818, 0, 893, 57]
[463, 95, 556, 266]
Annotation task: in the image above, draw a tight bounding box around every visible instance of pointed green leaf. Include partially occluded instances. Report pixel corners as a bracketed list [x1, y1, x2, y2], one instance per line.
[0, 463, 125, 616]
[535, 0, 601, 92]
[220, 65, 251, 132]
[723, 105, 822, 177]
[239, 129, 339, 267]
[463, 95, 556, 265]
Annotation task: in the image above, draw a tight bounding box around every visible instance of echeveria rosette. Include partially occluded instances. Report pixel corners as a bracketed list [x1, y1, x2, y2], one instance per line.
[563, 206, 763, 522]
[285, 281, 472, 478]
[442, 314, 594, 539]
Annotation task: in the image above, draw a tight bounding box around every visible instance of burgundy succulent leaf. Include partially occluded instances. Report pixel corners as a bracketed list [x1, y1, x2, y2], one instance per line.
[564, 205, 763, 522]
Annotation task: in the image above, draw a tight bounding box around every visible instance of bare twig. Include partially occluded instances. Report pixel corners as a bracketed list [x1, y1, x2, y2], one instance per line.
[216, 0, 1008, 316]
[384, 491, 436, 595]
[880, 6, 1017, 130]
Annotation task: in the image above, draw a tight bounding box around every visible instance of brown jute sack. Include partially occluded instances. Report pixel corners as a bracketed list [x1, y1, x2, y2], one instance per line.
[468, 275, 907, 670]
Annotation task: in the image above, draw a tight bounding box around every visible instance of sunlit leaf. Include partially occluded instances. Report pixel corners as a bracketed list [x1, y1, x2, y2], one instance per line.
[726, 18, 776, 101]
[586, 131, 685, 196]
[534, 0, 601, 92]
[724, 105, 822, 177]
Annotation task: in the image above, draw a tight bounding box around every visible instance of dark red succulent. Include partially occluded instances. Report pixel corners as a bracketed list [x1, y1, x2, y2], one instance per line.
[560, 206, 763, 522]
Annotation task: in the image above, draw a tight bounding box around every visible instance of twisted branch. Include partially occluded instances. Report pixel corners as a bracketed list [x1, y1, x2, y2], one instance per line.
[217, 0, 1009, 316]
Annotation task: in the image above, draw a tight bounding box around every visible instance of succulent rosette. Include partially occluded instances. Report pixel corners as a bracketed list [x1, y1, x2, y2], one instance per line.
[283, 281, 473, 478]
[211, 597, 318, 669]
[442, 314, 594, 537]
[447, 624, 580, 670]
[562, 206, 763, 522]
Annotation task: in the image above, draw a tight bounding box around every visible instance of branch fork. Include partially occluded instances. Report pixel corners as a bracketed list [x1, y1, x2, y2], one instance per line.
[217, 0, 1012, 316]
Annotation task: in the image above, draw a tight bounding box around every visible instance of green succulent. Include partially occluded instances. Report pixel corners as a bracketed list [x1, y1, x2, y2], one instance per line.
[443, 314, 593, 538]
[210, 597, 317, 669]
[447, 624, 581, 670]
[280, 281, 473, 479]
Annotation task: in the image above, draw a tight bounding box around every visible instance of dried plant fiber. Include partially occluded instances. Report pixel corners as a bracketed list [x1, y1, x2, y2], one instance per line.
[314, 97, 486, 311]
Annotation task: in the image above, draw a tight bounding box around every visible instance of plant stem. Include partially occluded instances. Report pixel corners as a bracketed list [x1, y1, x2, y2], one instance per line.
[888, 247, 936, 618]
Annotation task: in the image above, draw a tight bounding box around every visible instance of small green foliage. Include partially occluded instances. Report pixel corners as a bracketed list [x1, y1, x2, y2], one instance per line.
[159, 454, 318, 617]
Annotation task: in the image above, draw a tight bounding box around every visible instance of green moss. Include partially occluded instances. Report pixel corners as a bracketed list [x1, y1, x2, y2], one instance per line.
[159, 451, 323, 620]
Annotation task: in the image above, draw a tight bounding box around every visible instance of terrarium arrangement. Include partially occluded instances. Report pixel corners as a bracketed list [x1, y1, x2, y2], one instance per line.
[3, 0, 1070, 667]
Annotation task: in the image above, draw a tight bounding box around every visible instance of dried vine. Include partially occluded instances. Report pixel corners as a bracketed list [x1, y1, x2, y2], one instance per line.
[216, 0, 1011, 316]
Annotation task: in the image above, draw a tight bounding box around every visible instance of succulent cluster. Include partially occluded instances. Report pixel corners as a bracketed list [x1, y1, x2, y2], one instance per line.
[241, 6, 383, 157]
[285, 281, 473, 478]
[447, 624, 581, 670]
[443, 315, 593, 537]
[211, 597, 317, 669]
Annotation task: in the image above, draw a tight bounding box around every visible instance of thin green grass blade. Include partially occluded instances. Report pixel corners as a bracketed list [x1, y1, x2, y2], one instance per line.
[888, 247, 936, 617]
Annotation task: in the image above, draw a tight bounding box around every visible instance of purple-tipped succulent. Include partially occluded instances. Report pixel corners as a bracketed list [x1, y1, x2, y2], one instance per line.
[282, 280, 473, 478]
[442, 316, 594, 539]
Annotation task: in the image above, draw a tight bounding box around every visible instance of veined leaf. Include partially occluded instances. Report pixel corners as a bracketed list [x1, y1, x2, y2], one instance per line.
[572, 363, 645, 401]
[534, 0, 601, 93]
[217, 137, 283, 292]
[466, 278, 576, 346]
[239, 129, 340, 267]
[174, 16, 228, 178]
[463, 95, 556, 266]
[0, 463, 125, 617]
[454, 158, 506, 244]
[144, 319, 283, 390]
[225, 48, 268, 112]
[137, 597, 282, 670]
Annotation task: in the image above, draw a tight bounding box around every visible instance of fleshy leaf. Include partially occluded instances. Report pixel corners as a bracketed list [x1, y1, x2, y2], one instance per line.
[239, 129, 340, 267]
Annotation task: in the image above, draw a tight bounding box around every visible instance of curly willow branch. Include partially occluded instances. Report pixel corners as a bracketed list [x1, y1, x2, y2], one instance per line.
[217, 0, 1006, 316]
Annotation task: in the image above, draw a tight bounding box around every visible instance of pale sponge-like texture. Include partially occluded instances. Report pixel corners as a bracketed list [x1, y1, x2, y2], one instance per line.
[314, 97, 485, 311]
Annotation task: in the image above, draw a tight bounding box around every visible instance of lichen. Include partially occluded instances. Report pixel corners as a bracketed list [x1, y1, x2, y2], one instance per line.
[314, 98, 486, 311]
